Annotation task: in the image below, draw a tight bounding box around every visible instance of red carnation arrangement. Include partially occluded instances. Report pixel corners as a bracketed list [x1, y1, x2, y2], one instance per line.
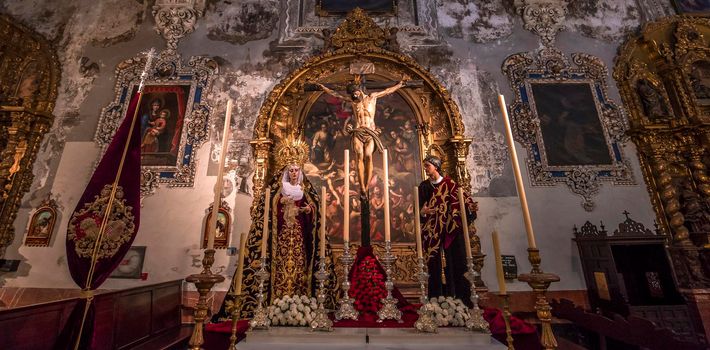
[349, 255, 387, 314]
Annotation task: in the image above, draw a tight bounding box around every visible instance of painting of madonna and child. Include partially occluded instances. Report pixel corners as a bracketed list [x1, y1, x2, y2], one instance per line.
[302, 90, 422, 245]
[136, 85, 191, 167]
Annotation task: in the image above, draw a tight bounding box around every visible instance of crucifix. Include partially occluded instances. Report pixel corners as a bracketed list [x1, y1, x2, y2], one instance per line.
[308, 61, 421, 246]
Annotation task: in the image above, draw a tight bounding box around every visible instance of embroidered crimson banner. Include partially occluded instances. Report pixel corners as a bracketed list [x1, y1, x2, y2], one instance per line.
[56, 91, 142, 349]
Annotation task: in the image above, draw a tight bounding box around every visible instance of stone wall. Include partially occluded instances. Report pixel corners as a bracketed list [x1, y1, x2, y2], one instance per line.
[0, 0, 675, 294]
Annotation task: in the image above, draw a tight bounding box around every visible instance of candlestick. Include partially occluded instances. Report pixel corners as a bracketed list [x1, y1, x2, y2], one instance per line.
[498, 94, 537, 249]
[208, 99, 233, 250]
[499, 293, 515, 350]
[311, 259, 333, 331]
[335, 243, 358, 321]
[261, 191, 270, 258]
[234, 232, 248, 295]
[383, 149, 391, 242]
[249, 256, 271, 330]
[414, 256, 437, 333]
[228, 292, 246, 350]
[414, 186, 423, 259]
[344, 149, 350, 243]
[464, 256, 489, 332]
[320, 186, 326, 258]
[458, 187, 473, 258]
[377, 241, 402, 322]
[492, 231, 506, 295]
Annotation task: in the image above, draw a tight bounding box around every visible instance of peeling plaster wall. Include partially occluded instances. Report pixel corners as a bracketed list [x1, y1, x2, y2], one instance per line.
[0, 0, 672, 294]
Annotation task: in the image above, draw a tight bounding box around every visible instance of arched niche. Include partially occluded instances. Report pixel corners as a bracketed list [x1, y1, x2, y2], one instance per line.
[251, 9, 471, 200]
[0, 14, 61, 253]
[249, 9, 485, 294]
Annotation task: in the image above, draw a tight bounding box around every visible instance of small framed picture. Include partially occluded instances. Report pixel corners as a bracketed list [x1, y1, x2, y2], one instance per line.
[110, 246, 147, 279]
[25, 196, 59, 247]
[202, 207, 231, 249]
[673, 0, 710, 15]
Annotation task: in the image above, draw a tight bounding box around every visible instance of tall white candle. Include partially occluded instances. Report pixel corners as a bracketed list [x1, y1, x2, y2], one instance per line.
[208, 99, 233, 250]
[458, 187, 473, 258]
[498, 94, 537, 249]
[320, 186, 326, 258]
[343, 149, 350, 243]
[414, 186, 422, 259]
[234, 231, 248, 294]
[261, 190, 270, 258]
[383, 149, 391, 242]
[492, 230, 507, 295]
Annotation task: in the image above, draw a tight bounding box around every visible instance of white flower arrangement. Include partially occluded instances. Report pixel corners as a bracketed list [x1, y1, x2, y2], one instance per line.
[427, 296, 470, 327]
[268, 295, 318, 326]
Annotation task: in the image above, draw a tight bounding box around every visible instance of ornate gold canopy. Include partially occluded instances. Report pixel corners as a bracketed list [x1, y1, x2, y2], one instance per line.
[0, 14, 60, 253]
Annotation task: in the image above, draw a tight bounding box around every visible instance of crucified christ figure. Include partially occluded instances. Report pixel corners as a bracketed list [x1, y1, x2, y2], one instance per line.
[316, 77, 407, 195]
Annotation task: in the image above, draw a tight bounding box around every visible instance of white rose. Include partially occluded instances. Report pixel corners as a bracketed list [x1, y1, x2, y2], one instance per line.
[297, 304, 304, 311]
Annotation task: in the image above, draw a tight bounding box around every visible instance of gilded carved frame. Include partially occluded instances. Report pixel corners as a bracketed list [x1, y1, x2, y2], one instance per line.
[249, 9, 484, 295]
[95, 51, 217, 199]
[503, 48, 634, 211]
[615, 16, 710, 253]
[0, 14, 61, 252]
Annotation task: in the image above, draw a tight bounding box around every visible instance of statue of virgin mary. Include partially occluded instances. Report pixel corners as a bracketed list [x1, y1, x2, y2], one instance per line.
[214, 137, 337, 320]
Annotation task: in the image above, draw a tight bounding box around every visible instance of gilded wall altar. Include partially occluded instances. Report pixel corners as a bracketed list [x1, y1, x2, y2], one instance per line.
[0, 14, 60, 253]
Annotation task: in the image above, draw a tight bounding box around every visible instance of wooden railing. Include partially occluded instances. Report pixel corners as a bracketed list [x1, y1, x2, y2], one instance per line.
[551, 298, 707, 350]
[0, 280, 183, 350]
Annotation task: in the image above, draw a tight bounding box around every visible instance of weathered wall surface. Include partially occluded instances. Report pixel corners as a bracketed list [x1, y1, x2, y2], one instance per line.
[0, 0, 675, 293]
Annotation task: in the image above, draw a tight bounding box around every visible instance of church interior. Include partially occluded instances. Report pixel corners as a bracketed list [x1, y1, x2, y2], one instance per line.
[1, 0, 710, 349]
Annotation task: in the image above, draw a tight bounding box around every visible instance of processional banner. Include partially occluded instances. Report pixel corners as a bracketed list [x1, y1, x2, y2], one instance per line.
[55, 89, 143, 349]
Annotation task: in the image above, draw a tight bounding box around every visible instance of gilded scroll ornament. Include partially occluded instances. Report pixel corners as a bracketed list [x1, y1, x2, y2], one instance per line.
[152, 0, 206, 52]
[515, 0, 569, 47]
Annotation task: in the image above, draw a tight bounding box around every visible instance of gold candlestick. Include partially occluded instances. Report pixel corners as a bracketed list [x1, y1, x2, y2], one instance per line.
[227, 292, 246, 350]
[185, 249, 225, 350]
[499, 94, 559, 349]
[517, 248, 560, 350]
[499, 293, 515, 350]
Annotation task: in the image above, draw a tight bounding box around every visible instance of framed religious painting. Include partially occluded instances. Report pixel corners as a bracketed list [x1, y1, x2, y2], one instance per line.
[503, 49, 634, 211]
[673, 0, 710, 15]
[110, 246, 147, 279]
[202, 201, 231, 249]
[301, 84, 423, 245]
[96, 51, 218, 199]
[316, 0, 397, 16]
[24, 196, 59, 247]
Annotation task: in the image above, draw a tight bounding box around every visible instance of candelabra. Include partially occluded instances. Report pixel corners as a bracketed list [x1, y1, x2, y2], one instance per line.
[310, 258, 333, 331]
[499, 293, 515, 350]
[185, 249, 225, 350]
[414, 256, 437, 333]
[249, 256, 271, 330]
[377, 241, 402, 322]
[464, 256, 489, 332]
[335, 243, 358, 321]
[228, 292, 246, 350]
[517, 248, 560, 350]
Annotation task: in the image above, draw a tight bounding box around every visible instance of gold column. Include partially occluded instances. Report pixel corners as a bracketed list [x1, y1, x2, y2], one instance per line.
[651, 151, 691, 245]
[249, 138, 273, 214]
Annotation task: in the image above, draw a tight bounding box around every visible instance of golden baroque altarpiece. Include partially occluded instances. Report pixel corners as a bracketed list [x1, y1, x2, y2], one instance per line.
[614, 15, 710, 289]
[247, 8, 486, 296]
[0, 14, 60, 254]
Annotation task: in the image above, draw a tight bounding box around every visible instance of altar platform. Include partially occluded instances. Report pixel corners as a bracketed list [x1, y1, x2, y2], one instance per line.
[236, 327, 506, 350]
